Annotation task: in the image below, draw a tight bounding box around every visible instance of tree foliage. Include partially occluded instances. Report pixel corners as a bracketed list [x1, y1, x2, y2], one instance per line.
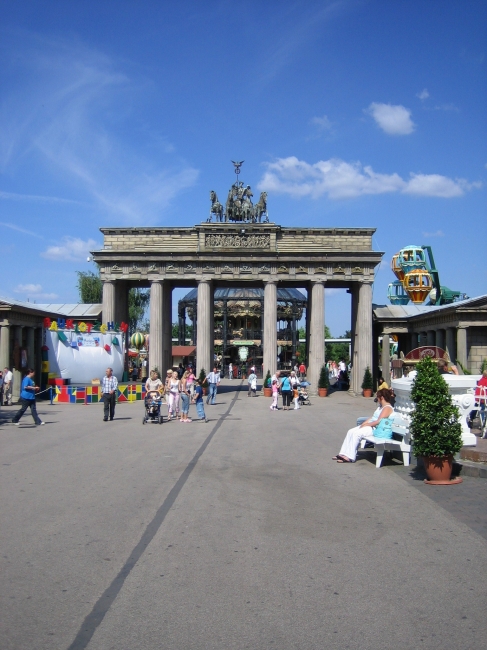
[76, 270, 150, 335]
[361, 366, 373, 390]
[77, 271, 102, 303]
[318, 365, 329, 389]
[410, 356, 462, 457]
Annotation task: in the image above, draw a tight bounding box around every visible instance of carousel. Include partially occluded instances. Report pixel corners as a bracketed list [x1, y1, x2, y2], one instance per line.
[178, 287, 307, 371]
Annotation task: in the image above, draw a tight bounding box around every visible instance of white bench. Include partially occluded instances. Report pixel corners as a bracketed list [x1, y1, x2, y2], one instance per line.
[358, 415, 412, 468]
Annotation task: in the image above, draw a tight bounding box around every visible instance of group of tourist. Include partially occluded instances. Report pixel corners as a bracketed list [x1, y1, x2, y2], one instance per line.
[269, 370, 303, 411]
[143, 367, 211, 423]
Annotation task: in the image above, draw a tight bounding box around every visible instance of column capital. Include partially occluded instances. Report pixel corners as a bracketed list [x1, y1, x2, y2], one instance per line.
[311, 279, 324, 286]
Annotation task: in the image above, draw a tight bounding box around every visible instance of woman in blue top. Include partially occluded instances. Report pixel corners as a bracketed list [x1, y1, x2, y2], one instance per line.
[12, 368, 44, 427]
[280, 373, 293, 410]
[333, 388, 394, 463]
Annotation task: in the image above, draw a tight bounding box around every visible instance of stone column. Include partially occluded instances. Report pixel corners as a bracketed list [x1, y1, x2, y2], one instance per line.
[305, 284, 312, 367]
[308, 281, 325, 395]
[102, 281, 116, 325]
[410, 332, 418, 352]
[162, 285, 173, 373]
[445, 327, 456, 364]
[12, 326, 23, 403]
[350, 285, 360, 394]
[456, 327, 467, 372]
[35, 327, 43, 384]
[355, 282, 373, 395]
[178, 305, 185, 345]
[114, 281, 128, 326]
[381, 333, 391, 387]
[149, 280, 164, 375]
[435, 329, 445, 350]
[26, 327, 35, 369]
[0, 324, 10, 371]
[263, 281, 277, 376]
[197, 280, 212, 375]
[427, 330, 435, 346]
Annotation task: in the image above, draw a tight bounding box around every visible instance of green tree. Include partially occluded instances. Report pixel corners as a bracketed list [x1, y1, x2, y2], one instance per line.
[76, 270, 150, 335]
[76, 270, 102, 303]
[410, 356, 462, 457]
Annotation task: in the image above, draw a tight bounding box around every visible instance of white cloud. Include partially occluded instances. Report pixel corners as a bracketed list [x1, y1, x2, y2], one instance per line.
[258, 156, 480, 200]
[417, 88, 429, 100]
[422, 230, 445, 237]
[310, 114, 333, 131]
[14, 284, 58, 300]
[41, 236, 100, 261]
[367, 102, 415, 135]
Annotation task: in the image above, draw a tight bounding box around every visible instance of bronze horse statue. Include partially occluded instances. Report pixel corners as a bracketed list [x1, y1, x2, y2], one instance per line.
[209, 190, 224, 222]
[253, 191, 268, 222]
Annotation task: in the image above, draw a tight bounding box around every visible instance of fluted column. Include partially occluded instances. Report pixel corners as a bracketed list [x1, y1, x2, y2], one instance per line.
[351, 285, 360, 394]
[102, 280, 115, 325]
[435, 329, 445, 351]
[263, 281, 277, 376]
[163, 284, 173, 373]
[149, 280, 164, 375]
[26, 327, 35, 369]
[445, 327, 456, 364]
[356, 282, 373, 395]
[197, 280, 212, 375]
[0, 324, 10, 371]
[308, 281, 325, 394]
[456, 326, 467, 372]
[381, 333, 391, 387]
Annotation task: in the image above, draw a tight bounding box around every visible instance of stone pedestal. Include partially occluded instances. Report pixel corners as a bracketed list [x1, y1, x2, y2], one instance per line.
[197, 280, 212, 376]
[308, 282, 324, 394]
[263, 282, 277, 376]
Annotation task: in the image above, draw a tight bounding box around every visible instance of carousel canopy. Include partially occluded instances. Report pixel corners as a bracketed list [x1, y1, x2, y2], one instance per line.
[179, 287, 307, 305]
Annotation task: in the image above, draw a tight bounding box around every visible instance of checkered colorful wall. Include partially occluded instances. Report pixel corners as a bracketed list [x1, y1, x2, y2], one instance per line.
[52, 384, 147, 404]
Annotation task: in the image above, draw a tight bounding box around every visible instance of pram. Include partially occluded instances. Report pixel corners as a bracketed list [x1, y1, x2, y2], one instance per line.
[143, 390, 164, 424]
[298, 383, 311, 406]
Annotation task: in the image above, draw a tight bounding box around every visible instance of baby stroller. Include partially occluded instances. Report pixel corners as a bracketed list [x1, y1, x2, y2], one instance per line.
[143, 390, 164, 424]
[298, 383, 311, 406]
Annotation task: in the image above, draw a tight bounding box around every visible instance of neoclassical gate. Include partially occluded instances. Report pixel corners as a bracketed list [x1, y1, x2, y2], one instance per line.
[92, 220, 383, 394]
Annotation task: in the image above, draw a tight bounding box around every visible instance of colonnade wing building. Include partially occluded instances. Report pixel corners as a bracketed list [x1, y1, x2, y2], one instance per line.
[93, 222, 383, 393]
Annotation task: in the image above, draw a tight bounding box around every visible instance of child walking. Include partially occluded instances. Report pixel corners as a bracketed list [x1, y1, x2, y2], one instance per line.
[270, 378, 279, 410]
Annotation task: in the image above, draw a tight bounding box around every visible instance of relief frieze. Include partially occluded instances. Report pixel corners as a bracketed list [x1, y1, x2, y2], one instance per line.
[205, 233, 270, 249]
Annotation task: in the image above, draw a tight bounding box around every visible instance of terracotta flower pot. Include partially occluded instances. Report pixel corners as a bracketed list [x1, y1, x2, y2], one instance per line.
[423, 455, 453, 482]
[263, 387, 272, 397]
[362, 389, 373, 397]
[318, 388, 328, 397]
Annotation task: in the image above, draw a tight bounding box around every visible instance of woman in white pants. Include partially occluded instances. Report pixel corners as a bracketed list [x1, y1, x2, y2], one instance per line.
[333, 389, 394, 463]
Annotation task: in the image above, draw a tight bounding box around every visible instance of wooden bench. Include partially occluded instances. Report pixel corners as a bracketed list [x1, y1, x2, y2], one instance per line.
[358, 415, 412, 468]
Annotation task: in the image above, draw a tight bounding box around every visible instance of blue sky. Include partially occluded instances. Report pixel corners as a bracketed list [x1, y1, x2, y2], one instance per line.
[1, 0, 485, 336]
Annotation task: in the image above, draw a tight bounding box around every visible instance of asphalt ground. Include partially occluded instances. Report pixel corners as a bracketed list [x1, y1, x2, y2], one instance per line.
[1, 381, 486, 650]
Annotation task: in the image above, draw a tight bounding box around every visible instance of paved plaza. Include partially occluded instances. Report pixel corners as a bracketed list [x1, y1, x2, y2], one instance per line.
[1, 382, 487, 650]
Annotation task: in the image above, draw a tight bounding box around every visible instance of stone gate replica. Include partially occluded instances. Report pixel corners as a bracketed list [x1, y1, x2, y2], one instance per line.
[92, 166, 383, 394]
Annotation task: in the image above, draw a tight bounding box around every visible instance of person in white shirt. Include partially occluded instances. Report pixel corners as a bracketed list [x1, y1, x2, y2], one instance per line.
[206, 367, 221, 405]
[228, 362, 233, 380]
[247, 370, 257, 396]
[3, 367, 13, 406]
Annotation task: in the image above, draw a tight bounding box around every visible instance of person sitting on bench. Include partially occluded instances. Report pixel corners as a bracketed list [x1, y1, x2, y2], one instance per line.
[333, 388, 395, 463]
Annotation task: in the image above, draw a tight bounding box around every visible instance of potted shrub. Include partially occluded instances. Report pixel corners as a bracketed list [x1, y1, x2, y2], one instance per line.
[318, 365, 329, 397]
[361, 366, 374, 397]
[263, 369, 272, 397]
[198, 368, 208, 396]
[410, 356, 463, 484]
